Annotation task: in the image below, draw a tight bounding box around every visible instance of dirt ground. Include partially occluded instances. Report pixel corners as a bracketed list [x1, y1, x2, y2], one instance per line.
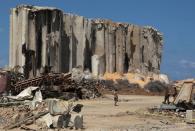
[76, 95, 195, 131]
[1, 95, 195, 131]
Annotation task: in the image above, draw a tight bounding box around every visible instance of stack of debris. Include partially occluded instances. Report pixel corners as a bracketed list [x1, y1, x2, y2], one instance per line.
[0, 67, 103, 100]
[0, 67, 105, 129]
[148, 106, 186, 123]
[144, 80, 167, 93]
[0, 86, 84, 130]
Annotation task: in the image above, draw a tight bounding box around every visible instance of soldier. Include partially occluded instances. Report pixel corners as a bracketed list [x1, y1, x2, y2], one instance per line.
[114, 89, 118, 106]
[163, 84, 178, 104]
[172, 86, 178, 102]
[163, 86, 170, 104]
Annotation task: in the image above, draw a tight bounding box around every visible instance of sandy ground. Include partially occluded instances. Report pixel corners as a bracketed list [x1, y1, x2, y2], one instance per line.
[76, 95, 195, 131]
[1, 95, 195, 131]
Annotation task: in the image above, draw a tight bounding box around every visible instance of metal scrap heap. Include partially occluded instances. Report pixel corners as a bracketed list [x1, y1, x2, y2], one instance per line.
[0, 68, 102, 130]
[10, 73, 102, 100]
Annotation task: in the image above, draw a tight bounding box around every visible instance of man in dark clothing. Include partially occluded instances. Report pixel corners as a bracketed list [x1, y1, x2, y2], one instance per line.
[163, 86, 170, 104]
[114, 90, 118, 106]
[172, 86, 178, 102]
[163, 84, 178, 104]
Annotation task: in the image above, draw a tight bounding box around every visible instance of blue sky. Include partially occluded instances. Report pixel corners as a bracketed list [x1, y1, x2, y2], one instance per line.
[0, 0, 195, 80]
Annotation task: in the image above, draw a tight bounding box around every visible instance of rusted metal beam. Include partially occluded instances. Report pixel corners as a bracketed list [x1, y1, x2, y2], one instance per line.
[12, 73, 71, 94]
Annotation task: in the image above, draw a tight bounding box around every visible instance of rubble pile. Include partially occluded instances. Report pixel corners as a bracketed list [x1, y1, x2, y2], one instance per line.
[0, 99, 84, 130]
[1, 68, 101, 96]
[0, 67, 103, 100]
[0, 70, 88, 130]
[144, 80, 167, 93]
[69, 79, 102, 99]
[147, 107, 185, 122]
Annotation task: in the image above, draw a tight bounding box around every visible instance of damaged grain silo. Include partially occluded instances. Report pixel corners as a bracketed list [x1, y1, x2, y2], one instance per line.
[9, 5, 163, 79]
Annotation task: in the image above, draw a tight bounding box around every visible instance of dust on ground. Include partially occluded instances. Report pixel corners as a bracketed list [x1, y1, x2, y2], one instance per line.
[77, 95, 195, 131]
[0, 95, 195, 131]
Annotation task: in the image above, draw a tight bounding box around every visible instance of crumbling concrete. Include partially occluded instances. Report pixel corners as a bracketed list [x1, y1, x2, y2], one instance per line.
[9, 5, 163, 78]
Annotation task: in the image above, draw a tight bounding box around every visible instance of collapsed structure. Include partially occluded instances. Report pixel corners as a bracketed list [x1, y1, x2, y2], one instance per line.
[9, 5, 163, 79]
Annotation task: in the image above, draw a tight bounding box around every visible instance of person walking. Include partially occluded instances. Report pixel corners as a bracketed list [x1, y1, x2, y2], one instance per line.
[114, 89, 118, 106]
[163, 86, 170, 104]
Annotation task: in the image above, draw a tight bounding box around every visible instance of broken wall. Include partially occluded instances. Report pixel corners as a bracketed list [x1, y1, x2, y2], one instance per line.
[9, 5, 163, 78]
